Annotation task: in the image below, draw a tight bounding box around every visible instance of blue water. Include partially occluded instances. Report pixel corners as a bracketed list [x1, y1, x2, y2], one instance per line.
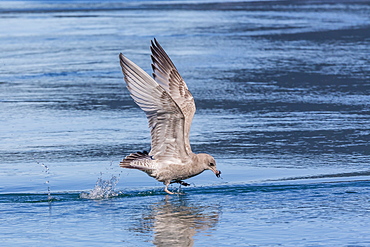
[1, 0, 370, 246]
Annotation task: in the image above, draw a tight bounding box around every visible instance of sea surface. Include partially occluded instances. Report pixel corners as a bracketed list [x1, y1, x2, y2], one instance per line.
[1, 0, 370, 246]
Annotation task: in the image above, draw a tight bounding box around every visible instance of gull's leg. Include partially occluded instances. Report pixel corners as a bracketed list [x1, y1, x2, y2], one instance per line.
[178, 181, 190, 186]
[177, 180, 190, 186]
[170, 180, 190, 186]
[164, 183, 174, 195]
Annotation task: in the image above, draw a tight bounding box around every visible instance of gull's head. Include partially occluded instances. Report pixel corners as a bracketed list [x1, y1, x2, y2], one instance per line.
[198, 153, 221, 178]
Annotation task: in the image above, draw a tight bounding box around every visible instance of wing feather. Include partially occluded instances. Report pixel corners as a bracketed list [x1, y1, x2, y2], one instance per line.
[119, 53, 189, 162]
[150, 39, 196, 154]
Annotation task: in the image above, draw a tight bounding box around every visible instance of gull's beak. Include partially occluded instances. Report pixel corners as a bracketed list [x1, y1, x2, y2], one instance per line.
[210, 166, 221, 178]
[215, 170, 221, 178]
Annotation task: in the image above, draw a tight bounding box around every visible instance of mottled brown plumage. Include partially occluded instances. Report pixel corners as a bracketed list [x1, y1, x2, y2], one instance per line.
[119, 39, 221, 194]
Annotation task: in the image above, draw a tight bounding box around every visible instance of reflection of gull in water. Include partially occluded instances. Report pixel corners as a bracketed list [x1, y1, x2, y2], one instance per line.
[131, 196, 220, 246]
[119, 39, 221, 194]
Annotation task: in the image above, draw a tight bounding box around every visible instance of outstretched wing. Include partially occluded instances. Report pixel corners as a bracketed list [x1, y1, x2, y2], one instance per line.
[150, 39, 196, 154]
[119, 53, 189, 162]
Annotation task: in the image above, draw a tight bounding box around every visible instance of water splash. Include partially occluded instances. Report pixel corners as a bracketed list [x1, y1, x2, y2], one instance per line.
[37, 161, 53, 202]
[80, 175, 121, 200]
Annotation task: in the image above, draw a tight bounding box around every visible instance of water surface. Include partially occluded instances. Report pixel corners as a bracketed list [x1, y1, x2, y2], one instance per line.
[1, 0, 370, 246]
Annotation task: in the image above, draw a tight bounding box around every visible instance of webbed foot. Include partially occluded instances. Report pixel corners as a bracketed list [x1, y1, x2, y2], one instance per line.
[179, 181, 190, 186]
[164, 187, 175, 195]
[170, 180, 190, 186]
[164, 183, 186, 195]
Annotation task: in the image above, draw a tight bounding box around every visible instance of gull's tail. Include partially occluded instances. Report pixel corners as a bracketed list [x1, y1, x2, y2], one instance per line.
[120, 151, 155, 172]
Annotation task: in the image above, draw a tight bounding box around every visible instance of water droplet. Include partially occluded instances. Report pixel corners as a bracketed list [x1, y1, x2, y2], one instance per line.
[80, 175, 121, 200]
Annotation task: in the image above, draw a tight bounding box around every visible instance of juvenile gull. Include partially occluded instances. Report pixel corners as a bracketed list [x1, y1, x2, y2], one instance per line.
[119, 39, 221, 194]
